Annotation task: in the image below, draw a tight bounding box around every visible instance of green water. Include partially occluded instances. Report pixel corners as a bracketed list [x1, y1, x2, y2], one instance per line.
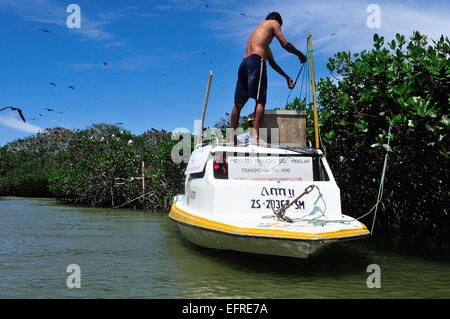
[0, 197, 449, 298]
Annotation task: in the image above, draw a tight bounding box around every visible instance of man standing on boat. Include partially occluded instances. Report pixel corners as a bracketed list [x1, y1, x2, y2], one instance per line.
[230, 12, 307, 144]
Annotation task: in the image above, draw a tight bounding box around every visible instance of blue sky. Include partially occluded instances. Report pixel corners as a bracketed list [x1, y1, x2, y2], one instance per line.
[0, 0, 449, 145]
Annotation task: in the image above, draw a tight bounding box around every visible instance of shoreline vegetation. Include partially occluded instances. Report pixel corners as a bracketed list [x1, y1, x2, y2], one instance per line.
[1, 32, 449, 256]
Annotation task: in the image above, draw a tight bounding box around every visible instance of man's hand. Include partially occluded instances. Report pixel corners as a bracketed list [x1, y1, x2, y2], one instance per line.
[299, 52, 307, 64]
[287, 77, 295, 89]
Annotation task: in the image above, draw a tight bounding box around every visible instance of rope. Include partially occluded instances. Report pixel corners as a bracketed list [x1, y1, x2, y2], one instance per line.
[256, 57, 265, 101]
[286, 63, 306, 105]
[356, 124, 392, 235]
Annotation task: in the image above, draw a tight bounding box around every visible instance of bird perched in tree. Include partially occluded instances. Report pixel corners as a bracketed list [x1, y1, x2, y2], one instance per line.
[0, 106, 26, 122]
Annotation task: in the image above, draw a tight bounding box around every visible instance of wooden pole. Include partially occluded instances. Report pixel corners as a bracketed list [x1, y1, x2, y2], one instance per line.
[197, 70, 213, 146]
[141, 161, 145, 210]
[308, 32, 320, 149]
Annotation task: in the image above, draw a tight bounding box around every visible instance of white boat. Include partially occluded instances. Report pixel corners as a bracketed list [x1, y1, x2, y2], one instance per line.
[170, 35, 369, 258]
[169, 144, 369, 259]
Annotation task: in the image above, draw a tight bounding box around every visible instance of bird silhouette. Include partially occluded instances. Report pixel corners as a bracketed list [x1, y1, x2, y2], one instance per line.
[45, 108, 55, 112]
[38, 113, 43, 117]
[66, 85, 75, 90]
[103, 62, 108, 67]
[240, 13, 247, 16]
[41, 29, 51, 33]
[49, 82, 57, 87]
[0, 107, 26, 122]
[330, 33, 336, 37]
[161, 73, 168, 77]
[115, 123, 124, 125]
[205, 4, 210, 8]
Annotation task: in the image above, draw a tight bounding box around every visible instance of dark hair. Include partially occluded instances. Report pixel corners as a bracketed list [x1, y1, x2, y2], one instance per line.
[266, 12, 283, 26]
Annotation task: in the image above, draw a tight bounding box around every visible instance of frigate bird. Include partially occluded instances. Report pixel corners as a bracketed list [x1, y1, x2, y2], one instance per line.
[0, 107, 26, 122]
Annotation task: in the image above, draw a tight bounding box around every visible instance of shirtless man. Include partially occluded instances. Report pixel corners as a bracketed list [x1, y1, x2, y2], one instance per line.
[230, 12, 307, 144]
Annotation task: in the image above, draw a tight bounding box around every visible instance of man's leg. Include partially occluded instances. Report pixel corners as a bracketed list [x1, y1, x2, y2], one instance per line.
[230, 100, 247, 129]
[229, 99, 247, 144]
[252, 102, 265, 144]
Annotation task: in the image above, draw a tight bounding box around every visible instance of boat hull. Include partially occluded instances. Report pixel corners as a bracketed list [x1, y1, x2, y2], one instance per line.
[175, 221, 335, 258]
[169, 202, 369, 259]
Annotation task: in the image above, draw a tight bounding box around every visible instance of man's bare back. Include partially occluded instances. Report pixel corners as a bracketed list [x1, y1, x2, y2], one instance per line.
[245, 20, 307, 63]
[245, 20, 276, 59]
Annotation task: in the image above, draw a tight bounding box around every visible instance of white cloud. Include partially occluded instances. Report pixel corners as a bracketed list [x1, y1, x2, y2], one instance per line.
[0, 115, 43, 134]
[0, 0, 119, 45]
[210, 0, 450, 55]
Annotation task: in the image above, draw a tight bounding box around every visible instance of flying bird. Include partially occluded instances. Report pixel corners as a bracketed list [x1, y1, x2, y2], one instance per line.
[205, 4, 210, 8]
[330, 33, 336, 37]
[49, 82, 57, 87]
[103, 62, 108, 67]
[115, 123, 124, 125]
[66, 85, 75, 90]
[41, 29, 51, 33]
[45, 108, 55, 112]
[0, 107, 26, 122]
[161, 73, 168, 77]
[240, 13, 247, 16]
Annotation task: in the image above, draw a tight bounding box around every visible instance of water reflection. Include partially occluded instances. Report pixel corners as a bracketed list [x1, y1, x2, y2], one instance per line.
[1, 197, 449, 299]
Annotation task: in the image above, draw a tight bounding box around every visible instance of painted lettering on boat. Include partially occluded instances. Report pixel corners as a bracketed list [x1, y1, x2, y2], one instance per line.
[251, 199, 304, 210]
[261, 187, 295, 198]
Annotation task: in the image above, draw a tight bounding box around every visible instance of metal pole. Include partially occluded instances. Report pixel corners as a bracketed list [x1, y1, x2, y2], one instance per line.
[308, 33, 320, 149]
[197, 70, 213, 146]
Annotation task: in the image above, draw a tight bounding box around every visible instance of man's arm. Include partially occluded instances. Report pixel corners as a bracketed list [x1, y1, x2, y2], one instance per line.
[273, 22, 307, 63]
[267, 48, 295, 89]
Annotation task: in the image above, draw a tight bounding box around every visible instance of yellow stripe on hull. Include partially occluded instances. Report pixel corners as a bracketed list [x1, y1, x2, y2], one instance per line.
[169, 203, 369, 241]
